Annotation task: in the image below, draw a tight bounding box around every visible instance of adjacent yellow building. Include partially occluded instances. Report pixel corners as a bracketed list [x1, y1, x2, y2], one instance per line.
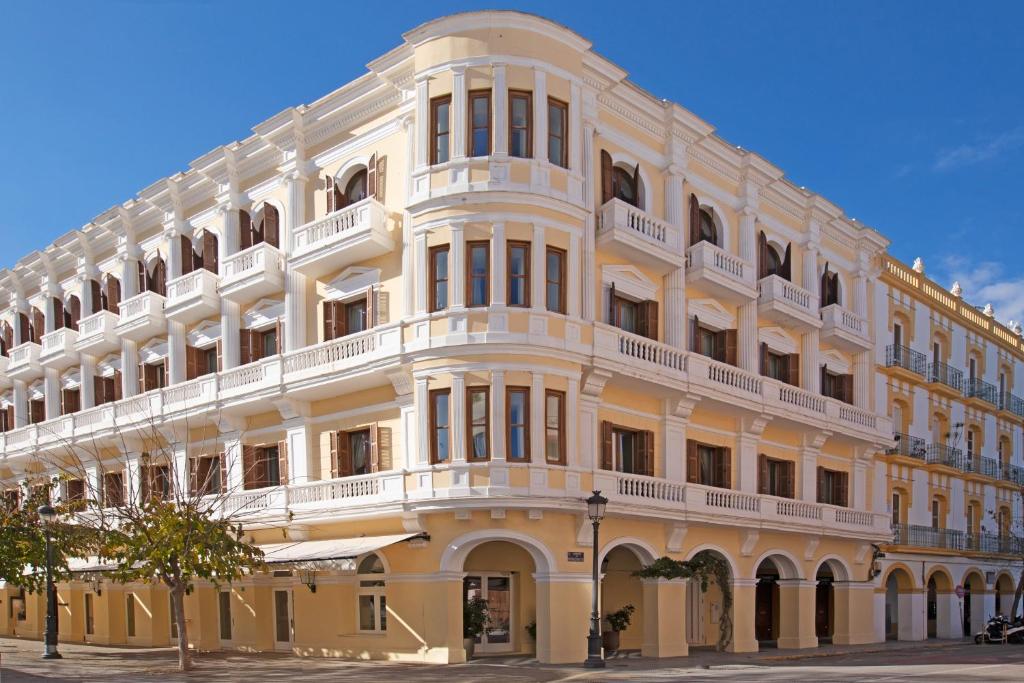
[0, 11, 1020, 663]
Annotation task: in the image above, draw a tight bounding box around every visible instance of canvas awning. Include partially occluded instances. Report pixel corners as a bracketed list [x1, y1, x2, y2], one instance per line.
[259, 532, 426, 565]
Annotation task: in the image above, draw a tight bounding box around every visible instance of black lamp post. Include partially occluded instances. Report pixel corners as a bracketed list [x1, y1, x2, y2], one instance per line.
[37, 503, 62, 660]
[583, 490, 607, 669]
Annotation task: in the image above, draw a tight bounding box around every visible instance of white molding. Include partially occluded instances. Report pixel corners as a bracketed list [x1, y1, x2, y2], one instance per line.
[760, 326, 798, 355]
[601, 264, 657, 302]
[323, 267, 381, 302]
[689, 298, 734, 331]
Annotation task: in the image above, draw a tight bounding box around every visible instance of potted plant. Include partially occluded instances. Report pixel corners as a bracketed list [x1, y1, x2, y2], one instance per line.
[525, 619, 537, 641]
[602, 603, 635, 653]
[463, 596, 489, 659]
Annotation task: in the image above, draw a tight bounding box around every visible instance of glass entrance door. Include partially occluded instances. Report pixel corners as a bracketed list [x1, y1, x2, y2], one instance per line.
[463, 574, 513, 653]
[273, 589, 293, 651]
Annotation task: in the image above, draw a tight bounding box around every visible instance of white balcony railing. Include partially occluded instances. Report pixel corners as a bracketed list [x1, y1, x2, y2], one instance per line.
[39, 328, 79, 369]
[757, 274, 821, 329]
[219, 242, 285, 303]
[165, 268, 220, 323]
[593, 324, 686, 375]
[685, 240, 756, 302]
[596, 199, 683, 273]
[115, 291, 166, 341]
[75, 310, 120, 354]
[7, 342, 42, 379]
[820, 303, 871, 351]
[291, 198, 392, 278]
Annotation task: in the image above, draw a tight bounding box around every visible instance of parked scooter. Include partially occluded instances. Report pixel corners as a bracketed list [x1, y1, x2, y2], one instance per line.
[974, 615, 1024, 644]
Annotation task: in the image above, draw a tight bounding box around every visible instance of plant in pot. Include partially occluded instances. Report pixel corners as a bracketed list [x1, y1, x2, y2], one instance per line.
[602, 603, 635, 654]
[463, 596, 489, 660]
[525, 619, 537, 641]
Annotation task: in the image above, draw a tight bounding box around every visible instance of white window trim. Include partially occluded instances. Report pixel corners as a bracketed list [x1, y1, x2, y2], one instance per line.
[355, 553, 388, 634]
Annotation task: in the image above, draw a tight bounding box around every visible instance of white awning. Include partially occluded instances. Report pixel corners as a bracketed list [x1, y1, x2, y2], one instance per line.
[259, 533, 425, 565]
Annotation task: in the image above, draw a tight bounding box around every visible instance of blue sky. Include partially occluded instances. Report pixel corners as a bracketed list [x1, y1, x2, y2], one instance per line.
[3, 1, 1022, 320]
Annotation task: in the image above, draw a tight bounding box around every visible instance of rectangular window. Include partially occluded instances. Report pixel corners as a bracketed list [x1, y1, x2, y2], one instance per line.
[931, 499, 940, 529]
[764, 351, 786, 382]
[821, 369, 853, 404]
[348, 429, 372, 476]
[507, 387, 530, 461]
[260, 328, 278, 359]
[466, 387, 490, 461]
[891, 492, 901, 526]
[613, 428, 638, 473]
[468, 90, 491, 157]
[85, 593, 95, 636]
[358, 592, 387, 633]
[194, 455, 222, 496]
[612, 295, 639, 334]
[817, 467, 848, 507]
[507, 242, 530, 307]
[126, 593, 136, 638]
[430, 95, 451, 165]
[467, 241, 490, 307]
[218, 590, 232, 641]
[687, 440, 731, 489]
[259, 446, 281, 487]
[429, 245, 450, 312]
[430, 389, 451, 464]
[203, 347, 218, 375]
[547, 98, 568, 168]
[64, 478, 85, 502]
[345, 300, 367, 335]
[102, 472, 124, 508]
[509, 90, 532, 158]
[545, 390, 565, 465]
[545, 247, 566, 314]
[759, 455, 794, 498]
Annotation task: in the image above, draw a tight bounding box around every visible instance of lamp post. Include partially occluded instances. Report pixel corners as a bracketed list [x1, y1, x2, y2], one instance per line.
[583, 490, 607, 669]
[37, 503, 62, 660]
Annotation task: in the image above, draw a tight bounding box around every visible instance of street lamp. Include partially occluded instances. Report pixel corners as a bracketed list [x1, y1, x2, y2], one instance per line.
[37, 503, 62, 660]
[583, 490, 608, 669]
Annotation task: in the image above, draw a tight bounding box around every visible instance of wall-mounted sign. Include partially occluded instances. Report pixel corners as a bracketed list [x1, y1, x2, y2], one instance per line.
[567, 551, 585, 563]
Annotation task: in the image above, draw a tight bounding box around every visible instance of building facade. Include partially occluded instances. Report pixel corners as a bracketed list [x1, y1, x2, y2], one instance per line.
[0, 11, 1019, 663]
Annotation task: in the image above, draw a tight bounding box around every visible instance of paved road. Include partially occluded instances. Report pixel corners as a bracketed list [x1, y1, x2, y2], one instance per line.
[1, 638, 1022, 682]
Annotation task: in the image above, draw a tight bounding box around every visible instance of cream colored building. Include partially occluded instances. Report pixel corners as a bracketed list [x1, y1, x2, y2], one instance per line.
[0, 11, 1019, 663]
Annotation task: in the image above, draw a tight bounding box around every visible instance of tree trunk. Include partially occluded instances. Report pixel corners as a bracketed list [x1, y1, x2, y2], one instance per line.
[170, 581, 192, 671]
[1012, 571, 1024, 622]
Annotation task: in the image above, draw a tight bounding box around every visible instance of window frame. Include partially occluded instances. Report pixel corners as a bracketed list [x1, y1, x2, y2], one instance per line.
[465, 386, 490, 462]
[508, 90, 533, 159]
[429, 245, 450, 313]
[356, 553, 387, 634]
[507, 241, 531, 307]
[429, 95, 452, 165]
[612, 427, 640, 474]
[546, 97, 568, 168]
[468, 89, 492, 158]
[429, 388, 451, 464]
[545, 246, 566, 314]
[506, 386, 530, 462]
[466, 240, 490, 308]
[544, 389, 566, 465]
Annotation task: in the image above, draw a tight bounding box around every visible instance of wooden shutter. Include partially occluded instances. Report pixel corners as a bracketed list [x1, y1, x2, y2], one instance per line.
[326, 176, 336, 214]
[820, 263, 829, 306]
[640, 430, 654, 476]
[139, 363, 147, 392]
[759, 342, 768, 376]
[239, 210, 252, 249]
[32, 308, 44, 342]
[600, 150, 613, 205]
[632, 163, 642, 207]
[61, 389, 78, 415]
[203, 231, 218, 273]
[641, 301, 659, 341]
[51, 297, 63, 330]
[758, 231, 768, 279]
[838, 472, 848, 507]
[185, 346, 199, 381]
[786, 353, 800, 387]
[375, 155, 387, 203]
[338, 431, 353, 477]
[68, 296, 81, 330]
[113, 370, 123, 401]
[785, 461, 796, 499]
[329, 431, 340, 478]
[820, 365, 828, 397]
[686, 440, 699, 483]
[366, 287, 375, 330]
[724, 329, 738, 366]
[180, 235, 193, 275]
[781, 243, 792, 281]
[277, 440, 289, 485]
[188, 457, 198, 496]
[758, 454, 768, 495]
[218, 452, 227, 494]
[31, 399, 44, 424]
[137, 260, 148, 295]
[239, 328, 251, 365]
[816, 466, 825, 504]
[718, 447, 732, 489]
[274, 319, 283, 354]
[688, 194, 700, 247]
[264, 205, 279, 248]
[600, 421, 613, 470]
[215, 339, 223, 373]
[370, 424, 380, 473]
[90, 280, 102, 314]
[842, 374, 854, 404]
[690, 315, 699, 353]
[3, 406, 12, 432]
[93, 376, 105, 406]
[608, 283, 616, 326]
[367, 153, 377, 199]
[107, 276, 120, 314]
[18, 313, 29, 344]
[322, 301, 336, 342]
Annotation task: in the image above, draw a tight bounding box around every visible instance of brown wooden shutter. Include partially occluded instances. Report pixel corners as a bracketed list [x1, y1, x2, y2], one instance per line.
[3, 406, 12, 432]
[326, 176, 336, 214]
[274, 319, 283, 354]
[188, 457, 197, 496]
[239, 328, 251, 365]
[786, 353, 800, 387]
[370, 424, 380, 473]
[719, 447, 732, 489]
[185, 346, 198, 381]
[68, 296, 81, 330]
[203, 231, 218, 273]
[376, 155, 387, 203]
[338, 431, 353, 477]
[781, 243, 792, 281]
[643, 301, 659, 341]
[600, 421, 613, 470]
[758, 231, 768, 279]
[113, 370, 123, 401]
[690, 315, 699, 353]
[686, 439, 699, 483]
[759, 342, 768, 376]
[51, 297, 62, 330]
[180, 235, 193, 275]
[18, 312, 29, 344]
[154, 257, 166, 295]
[688, 194, 700, 247]
[107, 276, 120, 314]
[820, 365, 828, 397]
[32, 308, 44, 342]
[322, 301, 335, 342]
[367, 153, 377, 200]
[724, 329, 738, 366]
[241, 446, 257, 489]
[842, 374, 854, 404]
[632, 163, 642, 208]
[608, 283, 616, 326]
[239, 210, 252, 249]
[93, 376, 105, 407]
[838, 472, 849, 507]
[785, 461, 796, 499]
[218, 452, 227, 494]
[366, 287, 375, 330]
[820, 263, 829, 307]
[138, 362, 147, 393]
[758, 454, 768, 495]
[277, 440, 288, 485]
[816, 466, 825, 504]
[90, 280, 102, 314]
[264, 205, 279, 248]
[600, 150, 613, 205]
[640, 430, 654, 476]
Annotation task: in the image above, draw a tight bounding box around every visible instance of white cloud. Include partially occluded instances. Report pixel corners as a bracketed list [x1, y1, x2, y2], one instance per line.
[934, 256, 1024, 326]
[933, 127, 1024, 172]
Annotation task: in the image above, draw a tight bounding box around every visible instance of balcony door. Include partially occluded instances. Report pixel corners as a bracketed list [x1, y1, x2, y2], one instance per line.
[463, 574, 513, 653]
[273, 588, 294, 651]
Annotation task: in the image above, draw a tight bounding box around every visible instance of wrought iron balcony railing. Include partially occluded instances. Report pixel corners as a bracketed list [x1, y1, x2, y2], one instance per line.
[965, 377, 999, 406]
[927, 361, 963, 392]
[887, 433, 926, 459]
[886, 344, 927, 375]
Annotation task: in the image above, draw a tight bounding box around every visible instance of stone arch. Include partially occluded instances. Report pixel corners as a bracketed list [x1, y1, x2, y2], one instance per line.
[693, 195, 731, 252]
[753, 550, 802, 580]
[685, 544, 739, 579]
[335, 155, 372, 189]
[926, 566, 954, 592]
[881, 563, 918, 591]
[815, 555, 852, 582]
[961, 568, 986, 637]
[597, 537, 658, 567]
[959, 566, 985, 587]
[994, 571, 1015, 617]
[683, 545, 736, 649]
[439, 529, 556, 575]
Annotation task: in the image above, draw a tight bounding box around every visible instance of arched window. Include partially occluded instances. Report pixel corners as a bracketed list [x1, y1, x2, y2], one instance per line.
[65, 295, 81, 332]
[821, 265, 841, 307]
[100, 274, 121, 315]
[758, 231, 791, 280]
[357, 553, 387, 633]
[344, 170, 368, 206]
[599, 151, 642, 209]
[611, 166, 638, 207]
[0, 321, 12, 357]
[688, 194, 719, 247]
[239, 205, 279, 250]
[891, 490, 902, 526]
[139, 255, 166, 297]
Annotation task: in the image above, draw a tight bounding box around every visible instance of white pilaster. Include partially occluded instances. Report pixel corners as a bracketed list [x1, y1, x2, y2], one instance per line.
[284, 172, 310, 352]
[530, 372, 545, 461]
[222, 432, 243, 495]
[80, 355, 96, 410]
[44, 367, 60, 419]
[450, 223, 465, 309]
[450, 372, 466, 462]
[284, 417, 315, 485]
[491, 371, 506, 462]
[221, 300, 241, 369]
[531, 224, 545, 310]
[493, 64, 508, 156]
[451, 67, 467, 160]
[801, 330, 820, 393]
[532, 68, 548, 161]
[581, 122, 596, 321]
[415, 76, 429, 169]
[121, 338, 139, 397]
[168, 320, 186, 385]
[414, 233, 428, 314]
[414, 378, 429, 466]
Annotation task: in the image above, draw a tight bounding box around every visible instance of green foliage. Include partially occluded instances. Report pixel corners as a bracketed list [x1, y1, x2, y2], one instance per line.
[605, 603, 635, 632]
[525, 619, 537, 640]
[463, 595, 490, 638]
[634, 552, 733, 650]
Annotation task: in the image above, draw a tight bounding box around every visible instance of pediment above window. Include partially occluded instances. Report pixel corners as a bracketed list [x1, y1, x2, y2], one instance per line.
[188, 320, 222, 348]
[601, 265, 657, 302]
[243, 298, 285, 330]
[689, 298, 735, 331]
[324, 267, 381, 302]
[821, 349, 851, 374]
[759, 326, 797, 355]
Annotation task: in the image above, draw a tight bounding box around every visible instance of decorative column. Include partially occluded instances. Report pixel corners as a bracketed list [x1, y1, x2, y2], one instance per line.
[802, 242, 821, 393]
[531, 224, 545, 310]
[168, 321, 186, 385]
[581, 120, 596, 321]
[567, 233, 581, 318]
[737, 417, 769, 493]
[80, 354, 96, 410]
[662, 399, 692, 482]
[284, 170, 311, 352]
[853, 268, 870, 408]
[119, 250, 140, 396]
[283, 416, 314, 485]
[451, 66, 467, 161]
[219, 206, 241, 369]
[44, 368, 60, 419]
[397, 393, 416, 470]
[13, 380, 27, 428]
[532, 68, 548, 161]
[492, 64, 508, 157]
[172, 441, 189, 499]
[640, 578, 688, 658]
[728, 578, 760, 653]
[664, 169, 686, 348]
[414, 377, 430, 466]
[490, 371, 506, 462]
[776, 580, 818, 649]
[414, 75, 430, 170]
[737, 207, 758, 371]
[414, 233, 428, 315]
[832, 581, 878, 644]
[221, 431, 243, 494]
[450, 372, 466, 462]
[530, 372, 545, 461]
[450, 223, 465, 310]
[491, 223, 506, 307]
[799, 433, 826, 502]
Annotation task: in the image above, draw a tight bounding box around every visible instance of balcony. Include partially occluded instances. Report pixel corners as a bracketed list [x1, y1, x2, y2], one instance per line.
[999, 392, 1024, 419]
[891, 524, 964, 551]
[1002, 462, 1024, 485]
[885, 344, 926, 376]
[165, 269, 220, 324]
[291, 198, 392, 279]
[0, 355, 9, 389]
[964, 377, 999, 407]
[39, 328, 79, 371]
[684, 240, 756, 303]
[114, 291, 166, 341]
[967, 532, 1024, 555]
[6, 342, 42, 380]
[966, 456, 1002, 479]
[820, 304, 870, 351]
[74, 310, 120, 356]
[596, 199, 684, 274]
[887, 432, 926, 459]
[926, 361, 963, 394]
[219, 242, 285, 304]
[925, 442, 967, 470]
[281, 323, 402, 400]
[757, 275, 821, 330]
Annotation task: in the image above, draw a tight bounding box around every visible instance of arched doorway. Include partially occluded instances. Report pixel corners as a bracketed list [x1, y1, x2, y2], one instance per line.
[685, 549, 735, 649]
[815, 564, 835, 643]
[883, 566, 916, 640]
[462, 541, 536, 655]
[962, 571, 985, 637]
[995, 573, 1014, 617]
[755, 558, 781, 646]
[599, 545, 645, 654]
[927, 577, 938, 638]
